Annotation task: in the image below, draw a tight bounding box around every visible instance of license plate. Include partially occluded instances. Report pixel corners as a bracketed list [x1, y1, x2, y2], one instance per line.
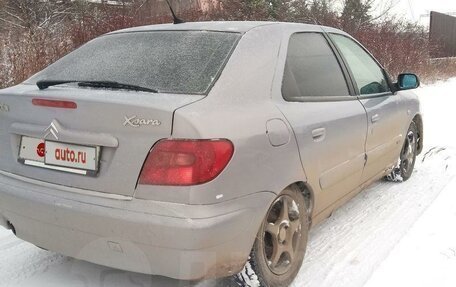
[19, 136, 99, 175]
[45, 141, 98, 171]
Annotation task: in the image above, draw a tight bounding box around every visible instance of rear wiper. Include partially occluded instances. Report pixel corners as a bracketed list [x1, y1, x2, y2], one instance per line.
[78, 81, 159, 93]
[36, 80, 158, 93]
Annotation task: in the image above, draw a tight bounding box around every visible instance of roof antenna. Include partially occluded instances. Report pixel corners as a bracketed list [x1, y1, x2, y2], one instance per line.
[164, 0, 184, 24]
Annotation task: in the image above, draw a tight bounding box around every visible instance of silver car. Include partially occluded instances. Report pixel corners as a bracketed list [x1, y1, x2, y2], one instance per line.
[0, 22, 422, 286]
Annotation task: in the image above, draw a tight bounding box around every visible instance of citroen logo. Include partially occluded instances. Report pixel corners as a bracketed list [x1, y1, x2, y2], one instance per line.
[44, 121, 59, 140]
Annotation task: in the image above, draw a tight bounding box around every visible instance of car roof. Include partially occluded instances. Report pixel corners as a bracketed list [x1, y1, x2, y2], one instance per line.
[108, 21, 339, 35]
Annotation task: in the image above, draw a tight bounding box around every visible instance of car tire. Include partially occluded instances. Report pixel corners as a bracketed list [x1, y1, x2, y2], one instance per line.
[387, 121, 418, 182]
[234, 186, 309, 287]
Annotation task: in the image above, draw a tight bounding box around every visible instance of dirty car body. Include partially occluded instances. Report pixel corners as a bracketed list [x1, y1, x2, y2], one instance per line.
[0, 22, 422, 281]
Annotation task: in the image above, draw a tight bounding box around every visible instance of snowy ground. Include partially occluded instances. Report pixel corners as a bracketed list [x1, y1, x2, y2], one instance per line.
[1, 79, 456, 287]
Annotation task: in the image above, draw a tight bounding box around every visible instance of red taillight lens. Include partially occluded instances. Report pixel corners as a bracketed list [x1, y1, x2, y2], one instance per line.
[32, 98, 77, 109]
[139, 139, 234, 186]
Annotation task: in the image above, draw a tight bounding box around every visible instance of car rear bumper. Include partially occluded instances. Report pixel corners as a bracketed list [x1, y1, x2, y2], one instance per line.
[0, 170, 274, 280]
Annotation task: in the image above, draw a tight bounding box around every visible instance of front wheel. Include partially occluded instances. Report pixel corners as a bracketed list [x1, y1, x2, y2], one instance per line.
[387, 121, 418, 182]
[235, 187, 309, 287]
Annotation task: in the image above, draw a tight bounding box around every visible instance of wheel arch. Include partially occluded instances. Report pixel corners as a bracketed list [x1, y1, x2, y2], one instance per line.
[412, 113, 424, 155]
[287, 181, 315, 225]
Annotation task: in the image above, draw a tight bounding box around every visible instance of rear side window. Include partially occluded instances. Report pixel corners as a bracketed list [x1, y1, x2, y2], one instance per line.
[27, 31, 241, 95]
[330, 34, 390, 95]
[282, 33, 349, 101]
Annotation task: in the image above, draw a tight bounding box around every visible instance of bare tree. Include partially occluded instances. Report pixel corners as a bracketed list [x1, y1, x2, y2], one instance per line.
[341, 0, 395, 33]
[0, 0, 72, 33]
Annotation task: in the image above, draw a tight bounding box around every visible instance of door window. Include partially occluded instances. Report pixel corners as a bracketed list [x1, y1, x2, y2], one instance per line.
[330, 34, 390, 95]
[282, 33, 349, 101]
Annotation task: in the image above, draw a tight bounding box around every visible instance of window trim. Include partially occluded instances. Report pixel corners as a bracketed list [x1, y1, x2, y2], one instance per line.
[280, 32, 358, 103]
[327, 33, 395, 98]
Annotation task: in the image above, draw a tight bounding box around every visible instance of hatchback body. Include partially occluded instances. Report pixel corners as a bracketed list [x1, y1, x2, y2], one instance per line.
[0, 22, 422, 285]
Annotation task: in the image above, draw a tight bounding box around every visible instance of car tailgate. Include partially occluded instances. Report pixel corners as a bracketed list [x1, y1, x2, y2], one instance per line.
[0, 84, 203, 197]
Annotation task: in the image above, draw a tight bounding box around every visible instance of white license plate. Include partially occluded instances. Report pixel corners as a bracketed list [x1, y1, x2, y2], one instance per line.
[19, 136, 99, 175]
[45, 141, 98, 171]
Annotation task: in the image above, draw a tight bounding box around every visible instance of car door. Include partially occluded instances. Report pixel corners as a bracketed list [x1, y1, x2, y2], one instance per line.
[274, 32, 368, 215]
[329, 34, 404, 183]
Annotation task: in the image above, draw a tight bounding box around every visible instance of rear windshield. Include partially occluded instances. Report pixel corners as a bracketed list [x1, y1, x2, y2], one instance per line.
[27, 31, 241, 95]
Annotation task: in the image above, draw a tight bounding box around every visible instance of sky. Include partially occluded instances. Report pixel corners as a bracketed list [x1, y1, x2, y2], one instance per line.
[378, 0, 456, 25]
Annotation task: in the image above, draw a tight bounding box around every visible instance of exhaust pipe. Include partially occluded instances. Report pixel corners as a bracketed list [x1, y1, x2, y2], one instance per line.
[7, 221, 16, 235]
[1, 215, 17, 235]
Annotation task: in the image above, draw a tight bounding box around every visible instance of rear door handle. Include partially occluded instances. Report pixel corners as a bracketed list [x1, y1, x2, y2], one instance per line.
[312, 128, 326, 142]
[371, 114, 380, 123]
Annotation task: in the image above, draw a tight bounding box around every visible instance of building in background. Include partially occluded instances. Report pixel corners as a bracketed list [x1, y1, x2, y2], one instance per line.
[429, 11, 456, 58]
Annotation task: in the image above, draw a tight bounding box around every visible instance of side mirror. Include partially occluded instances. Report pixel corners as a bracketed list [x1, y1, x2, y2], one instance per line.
[397, 73, 420, 91]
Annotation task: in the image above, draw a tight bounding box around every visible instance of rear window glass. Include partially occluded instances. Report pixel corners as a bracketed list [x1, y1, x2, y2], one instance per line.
[27, 31, 241, 95]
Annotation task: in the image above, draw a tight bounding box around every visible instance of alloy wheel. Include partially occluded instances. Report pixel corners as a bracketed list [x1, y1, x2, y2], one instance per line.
[401, 130, 416, 174]
[262, 195, 302, 275]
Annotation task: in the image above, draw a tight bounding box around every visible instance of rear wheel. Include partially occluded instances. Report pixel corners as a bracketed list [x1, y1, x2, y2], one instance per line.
[235, 187, 309, 287]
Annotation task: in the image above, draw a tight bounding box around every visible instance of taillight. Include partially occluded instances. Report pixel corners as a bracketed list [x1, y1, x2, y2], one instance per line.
[32, 98, 77, 109]
[138, 139, 234, 186]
